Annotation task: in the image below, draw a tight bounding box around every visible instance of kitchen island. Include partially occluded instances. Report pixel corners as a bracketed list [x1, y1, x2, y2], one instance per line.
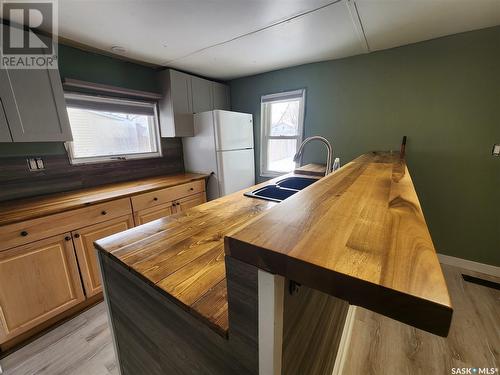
[95, 152, 452, 375]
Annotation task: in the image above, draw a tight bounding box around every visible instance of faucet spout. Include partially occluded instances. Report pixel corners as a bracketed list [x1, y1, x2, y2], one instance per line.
[293, 136, 334, 176]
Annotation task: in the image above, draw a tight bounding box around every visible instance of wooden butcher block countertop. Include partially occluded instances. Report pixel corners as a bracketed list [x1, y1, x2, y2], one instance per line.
[96, 155, 452, 338]
[0, 173, 208, 226]
[226, 152, 453, 336]
[95, 174, 290, 336]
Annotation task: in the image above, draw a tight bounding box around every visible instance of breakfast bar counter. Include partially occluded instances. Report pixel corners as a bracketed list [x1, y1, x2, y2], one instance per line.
[95, 152, 452, 375]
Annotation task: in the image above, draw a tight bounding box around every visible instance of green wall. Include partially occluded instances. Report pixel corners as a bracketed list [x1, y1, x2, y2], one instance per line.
[0, 44, 160, 157]
[229, 26, 500, 266]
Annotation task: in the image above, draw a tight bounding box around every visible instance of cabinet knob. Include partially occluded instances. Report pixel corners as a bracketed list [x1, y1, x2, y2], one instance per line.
[101, 210, 107, 215]
[20, 230, 28, 237]
[153, 197, 158, 201]
[190, 187, 194, 191]
[74, 233, 80, 238]
[65, 236, 71, 241]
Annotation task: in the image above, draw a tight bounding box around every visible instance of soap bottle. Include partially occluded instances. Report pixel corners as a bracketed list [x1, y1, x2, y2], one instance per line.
[332, 157, 341, 172]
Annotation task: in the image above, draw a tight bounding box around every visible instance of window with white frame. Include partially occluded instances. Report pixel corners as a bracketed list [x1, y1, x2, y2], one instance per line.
[260, 89, 305, 176]
[64, 93, 161, 164]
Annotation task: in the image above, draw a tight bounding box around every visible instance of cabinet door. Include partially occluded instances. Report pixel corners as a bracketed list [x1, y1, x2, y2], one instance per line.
[134, 202, 174, 225]
[192, 76, 213, 113]
[170, 70, 193, 115]
[174, 192, 207, 213]
[0, 233, 85, 344]
[212, 82, 230, 110]
[0, 98, 13, 142]
[72, 215, 134, 297]
[3, 67, 72, 142]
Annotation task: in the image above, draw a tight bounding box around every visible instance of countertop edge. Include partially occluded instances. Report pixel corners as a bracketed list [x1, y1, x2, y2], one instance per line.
[0, 173, 209, 226]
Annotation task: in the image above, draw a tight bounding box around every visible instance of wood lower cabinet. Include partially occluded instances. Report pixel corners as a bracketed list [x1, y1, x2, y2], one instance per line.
[175, 192, 207, 213]
[0, 233, 85, 344]
[0, 177, 206, 349]
[72, 215, 134, 297]
[134, 202, 174, 225]
[134, 192, 207, 225]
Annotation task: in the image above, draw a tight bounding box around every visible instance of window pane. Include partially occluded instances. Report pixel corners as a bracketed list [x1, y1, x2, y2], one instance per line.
[267, 139, 297, 172]
[270, 100, 300, 136]
[67, 107, 158, 159]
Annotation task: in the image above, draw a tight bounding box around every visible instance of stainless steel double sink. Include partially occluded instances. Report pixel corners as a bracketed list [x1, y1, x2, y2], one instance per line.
[244, 176, 318, 203]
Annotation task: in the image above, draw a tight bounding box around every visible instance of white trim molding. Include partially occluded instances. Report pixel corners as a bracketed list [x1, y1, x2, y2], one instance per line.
[438, 254, 500, 278]
[258, 269, 285, 375]
[332, 305, 358, 375]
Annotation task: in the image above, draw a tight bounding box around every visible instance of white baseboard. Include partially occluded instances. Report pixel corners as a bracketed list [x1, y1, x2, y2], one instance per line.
[438, 254, 500, 278]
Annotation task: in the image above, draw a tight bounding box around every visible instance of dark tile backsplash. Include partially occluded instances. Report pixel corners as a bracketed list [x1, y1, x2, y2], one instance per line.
[0, 138, 184, 202]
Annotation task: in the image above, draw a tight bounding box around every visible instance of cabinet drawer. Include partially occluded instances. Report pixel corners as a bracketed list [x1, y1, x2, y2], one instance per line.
[134, 203, 175, 225]
[0, 198, 132, 252]
[131, 180, 205, 212]
[174, 192, 207, 213]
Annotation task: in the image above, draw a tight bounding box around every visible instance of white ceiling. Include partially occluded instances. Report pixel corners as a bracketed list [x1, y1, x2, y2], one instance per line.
[32, 0, 500, 79]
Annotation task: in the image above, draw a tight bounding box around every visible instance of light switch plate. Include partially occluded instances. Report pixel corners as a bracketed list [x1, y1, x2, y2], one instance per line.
[493, 144, 500, 157]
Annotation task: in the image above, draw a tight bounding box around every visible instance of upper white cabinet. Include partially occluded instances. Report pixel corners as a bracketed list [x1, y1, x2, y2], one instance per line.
[0, 68, 73, 142]
[158, 69, 230, 137]
[212, 82, 230, 111]
[191, 76, 213, 113]
[169, 70, 193, 115]
[0, 26, 72, 143]
[159, 69, 194, 137]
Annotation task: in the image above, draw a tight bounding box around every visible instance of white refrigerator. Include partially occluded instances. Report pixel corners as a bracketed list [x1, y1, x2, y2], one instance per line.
[182, 110, 255, 201]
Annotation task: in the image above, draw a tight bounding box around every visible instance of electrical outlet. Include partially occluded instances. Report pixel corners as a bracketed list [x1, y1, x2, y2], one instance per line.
[493, 144, 500, 157]
[27, 157, 45, 171]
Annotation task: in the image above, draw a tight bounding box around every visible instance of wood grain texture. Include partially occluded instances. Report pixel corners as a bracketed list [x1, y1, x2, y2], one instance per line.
[73, 214, 135, 298]
[0, 172, 207, 226]
[1, 302, 117, 375]
[0, 233, 85, 344]
[0, 138, 184, 202]
[282, 283, 349, 375]
[99, 252, 257, 374]
[226, 152, 453, 337]
[294, 163, 327, 176]
[0, 198, 132, 252]
[2, 264, 496, 375]
[341, 265, 499, 375]
[95, 176, 282, 335]
[0, 293, 103, 354]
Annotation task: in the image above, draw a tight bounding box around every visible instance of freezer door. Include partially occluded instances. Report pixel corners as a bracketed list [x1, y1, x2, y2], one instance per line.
[217, 148, 255, 196]
[214, 110, 254, 151]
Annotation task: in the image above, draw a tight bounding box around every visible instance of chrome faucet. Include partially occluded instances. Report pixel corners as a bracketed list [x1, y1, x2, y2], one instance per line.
[293, 136, 334, 176]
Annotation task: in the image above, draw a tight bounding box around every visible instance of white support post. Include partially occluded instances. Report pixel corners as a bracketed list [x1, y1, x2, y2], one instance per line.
[258, 269, 285, 375]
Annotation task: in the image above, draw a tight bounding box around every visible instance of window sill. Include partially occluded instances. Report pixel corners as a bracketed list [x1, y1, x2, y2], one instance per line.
[260, 171, 290, 178]
[68, 152, 162, 166]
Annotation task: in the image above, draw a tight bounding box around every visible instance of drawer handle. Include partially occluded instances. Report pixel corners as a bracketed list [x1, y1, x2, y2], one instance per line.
[65, 236, 71, 241]
[153, 197, 158, 201]
[101, 210, 107, 215]
[190, 187, 194, 191]
[20, 230, 28, 237]
[74, 233, 80, 238]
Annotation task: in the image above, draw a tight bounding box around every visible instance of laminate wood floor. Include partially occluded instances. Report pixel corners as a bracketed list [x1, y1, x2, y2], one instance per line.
[342, 264, 499, 375]
[0, 303, 117, 375]
[0, 264, 498, 375]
